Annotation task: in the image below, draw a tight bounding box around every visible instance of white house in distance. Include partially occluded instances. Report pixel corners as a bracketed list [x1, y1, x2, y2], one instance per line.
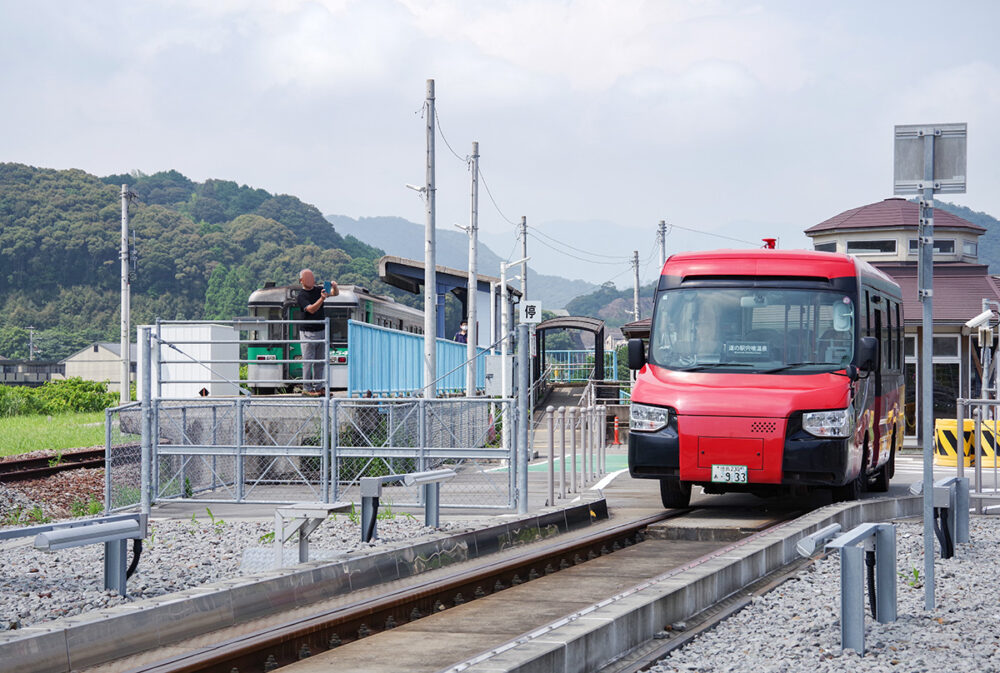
[58, 342, 136, 393]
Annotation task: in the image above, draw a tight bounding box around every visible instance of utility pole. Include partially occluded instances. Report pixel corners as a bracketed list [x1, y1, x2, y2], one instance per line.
[27, 326, 36, 361]
[657, 220, 667, 270]
[632, 250, 641, 321]
[120, 184, 132, 404]
[466, 141, 480, 397]
[520, 216, 528, 300]
[423, 79, 437, 399]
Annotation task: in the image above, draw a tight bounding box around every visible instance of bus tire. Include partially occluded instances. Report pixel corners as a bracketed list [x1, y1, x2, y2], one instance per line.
[659, 478, 692, 509]
[870, 443, 894, 493]
[833, 444, 866, 502]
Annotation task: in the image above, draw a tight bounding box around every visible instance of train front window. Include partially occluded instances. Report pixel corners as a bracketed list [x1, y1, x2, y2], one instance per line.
[649, 288, 855, 372]
[325, 307, 351, 344]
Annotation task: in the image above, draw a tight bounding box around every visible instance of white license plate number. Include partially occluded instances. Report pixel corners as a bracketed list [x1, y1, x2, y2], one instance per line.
[711, 464, 748, 483]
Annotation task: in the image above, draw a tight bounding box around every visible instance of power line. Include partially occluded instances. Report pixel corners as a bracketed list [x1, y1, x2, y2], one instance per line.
[433, 109, 469, 164]
[667, 222, 757, 246]
[526, 232, 634, 265]
[526, 224, 632, 262]
[477, 165, 517, 226]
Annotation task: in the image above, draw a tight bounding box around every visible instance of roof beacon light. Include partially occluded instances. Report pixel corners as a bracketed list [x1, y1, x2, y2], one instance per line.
[762, 238, 777, 249]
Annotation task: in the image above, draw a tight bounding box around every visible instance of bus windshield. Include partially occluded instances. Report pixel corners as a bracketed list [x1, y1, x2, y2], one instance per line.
[649, 288, 855, 372]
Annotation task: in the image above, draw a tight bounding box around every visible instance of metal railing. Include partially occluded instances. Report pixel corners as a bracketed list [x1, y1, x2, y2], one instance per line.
[955, 399, 1000, 512]
[545, 349, 619, 383]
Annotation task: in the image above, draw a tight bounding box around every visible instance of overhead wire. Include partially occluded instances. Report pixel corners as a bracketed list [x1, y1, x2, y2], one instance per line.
[433, 109, 469, 164]
[526, 232, 631, 265]
[526, 224, 632, 262]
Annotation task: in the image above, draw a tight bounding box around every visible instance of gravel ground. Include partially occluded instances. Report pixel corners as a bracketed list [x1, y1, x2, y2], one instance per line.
[653, 516, 1000, 673]
[0, 497, 480, 632]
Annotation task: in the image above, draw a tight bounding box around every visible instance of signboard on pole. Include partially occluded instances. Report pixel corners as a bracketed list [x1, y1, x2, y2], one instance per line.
[519, 300, 542, 324]
[894, 123, 967, 195]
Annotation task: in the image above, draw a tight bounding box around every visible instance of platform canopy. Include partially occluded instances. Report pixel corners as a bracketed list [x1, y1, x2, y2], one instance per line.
[378, 255, 522, 341]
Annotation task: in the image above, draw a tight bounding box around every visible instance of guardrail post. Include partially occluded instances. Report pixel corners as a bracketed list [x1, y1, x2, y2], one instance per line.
[546, 406, 555, 506]
[825, 522, 897, 654]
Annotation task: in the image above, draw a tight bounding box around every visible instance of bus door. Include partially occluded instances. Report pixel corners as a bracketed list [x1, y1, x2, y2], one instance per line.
[870, 296, 889, 467]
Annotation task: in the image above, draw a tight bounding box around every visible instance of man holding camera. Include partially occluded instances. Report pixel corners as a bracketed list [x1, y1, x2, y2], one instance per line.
[297, 269, 339, 396]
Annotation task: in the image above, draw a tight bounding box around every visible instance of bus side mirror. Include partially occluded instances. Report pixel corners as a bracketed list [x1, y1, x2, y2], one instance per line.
[858, 336, 878, 372]
[628, 338, 646, 370]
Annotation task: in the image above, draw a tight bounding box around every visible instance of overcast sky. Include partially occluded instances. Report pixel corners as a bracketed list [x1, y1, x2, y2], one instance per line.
[3, 0, 999, 285]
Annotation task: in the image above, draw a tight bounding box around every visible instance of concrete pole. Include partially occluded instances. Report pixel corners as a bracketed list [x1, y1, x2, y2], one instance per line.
[658, 220, 667, 270]
[466, 141, 480, 397]
[632, 250, 641, 321]
[120, 185, 131, 404]
[27, 326, 35, 361]
[500, 263, 510, 399]
[517, 322, 530, 513]
[520, 216, 527, 300]
[423, 79, 437, 399]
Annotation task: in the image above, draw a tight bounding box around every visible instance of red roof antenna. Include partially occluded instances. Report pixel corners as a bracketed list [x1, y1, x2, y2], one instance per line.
[762, 238, 777, 249]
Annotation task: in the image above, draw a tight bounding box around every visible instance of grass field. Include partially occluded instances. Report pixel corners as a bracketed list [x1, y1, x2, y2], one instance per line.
[0, 412, 107, 457]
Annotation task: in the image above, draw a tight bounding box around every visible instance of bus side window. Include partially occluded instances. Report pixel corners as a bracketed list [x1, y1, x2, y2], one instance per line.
[886, 300, 894, 370]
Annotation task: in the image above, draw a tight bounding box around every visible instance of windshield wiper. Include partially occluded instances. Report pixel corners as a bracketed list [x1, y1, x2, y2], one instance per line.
[674, 362, 757, 372]
[762, 362, 834, 374]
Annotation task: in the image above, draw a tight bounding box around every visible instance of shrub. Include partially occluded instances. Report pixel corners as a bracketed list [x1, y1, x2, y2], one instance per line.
[0, 378, 118, 417]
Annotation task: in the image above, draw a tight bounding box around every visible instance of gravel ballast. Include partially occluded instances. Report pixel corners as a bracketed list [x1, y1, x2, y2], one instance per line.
[0, 509, 471, 632]
[652, 515, 1000, 673]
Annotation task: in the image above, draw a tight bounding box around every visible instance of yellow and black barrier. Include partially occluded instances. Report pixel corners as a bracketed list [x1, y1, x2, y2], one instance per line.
[934, 419, 1000, 467]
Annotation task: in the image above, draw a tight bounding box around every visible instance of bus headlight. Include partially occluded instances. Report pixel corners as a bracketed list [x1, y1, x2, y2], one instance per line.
[802, 408, 852, 438]
[630, 403, 671, 432]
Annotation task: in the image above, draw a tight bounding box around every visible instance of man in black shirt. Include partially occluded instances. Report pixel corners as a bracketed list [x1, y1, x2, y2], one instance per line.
[297, 269, 339, 395]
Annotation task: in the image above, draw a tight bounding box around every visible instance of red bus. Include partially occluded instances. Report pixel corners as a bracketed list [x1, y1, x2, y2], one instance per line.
[627, 249, 904, 508]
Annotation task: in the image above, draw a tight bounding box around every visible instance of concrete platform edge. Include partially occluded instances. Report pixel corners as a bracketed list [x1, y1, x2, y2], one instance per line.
[0, 497, 609, 673]
[458, 495, 922, 673]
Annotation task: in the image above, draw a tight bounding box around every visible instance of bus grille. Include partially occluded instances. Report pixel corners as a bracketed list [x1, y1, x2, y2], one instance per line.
[750, 420, 777, 434]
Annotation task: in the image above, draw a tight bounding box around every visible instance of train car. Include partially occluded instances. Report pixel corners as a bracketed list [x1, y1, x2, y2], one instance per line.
[246, 283, 423, 392]
[627, 249, 904, 507]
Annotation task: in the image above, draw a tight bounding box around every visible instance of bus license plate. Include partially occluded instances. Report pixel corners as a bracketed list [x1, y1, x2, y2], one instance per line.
[711, 465, 748, 483]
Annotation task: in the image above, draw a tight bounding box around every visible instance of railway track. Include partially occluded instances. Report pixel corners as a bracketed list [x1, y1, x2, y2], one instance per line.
[0, 448, 106, 483]
[110, 506, 800, 673]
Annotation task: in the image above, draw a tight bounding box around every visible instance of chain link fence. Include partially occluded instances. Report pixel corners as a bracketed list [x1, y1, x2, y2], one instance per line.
[109, 397, 514, 510]
[105, 403, 143, 512]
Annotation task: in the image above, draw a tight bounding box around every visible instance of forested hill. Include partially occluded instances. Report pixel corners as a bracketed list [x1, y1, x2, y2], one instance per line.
[0, 163, 402, 360]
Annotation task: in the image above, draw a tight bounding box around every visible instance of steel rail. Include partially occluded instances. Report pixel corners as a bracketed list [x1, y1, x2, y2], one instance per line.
[0, 448, 107, 483]
[121, 511, 680, 673]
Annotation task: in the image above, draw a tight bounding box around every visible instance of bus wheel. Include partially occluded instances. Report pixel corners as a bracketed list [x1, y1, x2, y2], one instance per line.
[659, 478, 692, 509]
[870, 445, 894, 493]
[832, 472, 863, 502]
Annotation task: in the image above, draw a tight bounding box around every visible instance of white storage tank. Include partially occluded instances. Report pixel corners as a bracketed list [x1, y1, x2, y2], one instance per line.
[136, 324, 240, 399]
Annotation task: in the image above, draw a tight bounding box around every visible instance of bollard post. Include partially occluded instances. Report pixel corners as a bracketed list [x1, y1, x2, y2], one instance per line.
[546, 406, 555, 507]
[558, 406, 566, 499]
[569, 407, 578, 493]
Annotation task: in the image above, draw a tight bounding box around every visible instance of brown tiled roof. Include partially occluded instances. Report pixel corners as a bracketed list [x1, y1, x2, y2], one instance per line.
[875, 263, 1000, 325]
[622, 318, 651, 340]
[805, 198, 984, 235]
